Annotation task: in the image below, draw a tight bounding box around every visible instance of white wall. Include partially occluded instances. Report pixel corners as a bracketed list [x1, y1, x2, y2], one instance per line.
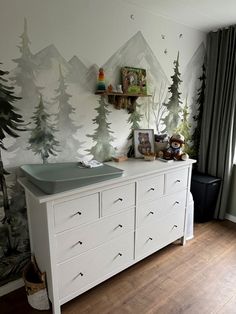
[1, 0, 205, 77]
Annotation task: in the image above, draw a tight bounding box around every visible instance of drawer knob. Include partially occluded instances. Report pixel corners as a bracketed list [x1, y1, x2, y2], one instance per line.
[148, 237, 153, 241]
[74, 272, 84, 280]
[115, 198, 123, 203]
[118, 253, 123, 256]
[174, 201, 180, 205]
[173, 224, 178, 229]
[148, 211, 154, 215]
[148, 188, 155, 192]
[176, 179, 181, 183]
[78, 241, 83, 245]
[76, 211, 82, 215]
[118, 224, 123, 228]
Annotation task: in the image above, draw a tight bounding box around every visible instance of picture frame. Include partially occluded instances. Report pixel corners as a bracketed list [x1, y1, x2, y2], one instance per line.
[134, 129, 155, 158]
[121, 67, 147, 94]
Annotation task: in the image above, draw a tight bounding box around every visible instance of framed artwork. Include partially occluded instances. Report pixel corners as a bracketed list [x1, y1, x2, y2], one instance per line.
[134, 129, 155, 158]
[121, 67, 147, 94]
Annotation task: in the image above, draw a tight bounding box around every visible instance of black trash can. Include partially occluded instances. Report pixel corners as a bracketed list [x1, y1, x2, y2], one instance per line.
[191, 172, 221, 222]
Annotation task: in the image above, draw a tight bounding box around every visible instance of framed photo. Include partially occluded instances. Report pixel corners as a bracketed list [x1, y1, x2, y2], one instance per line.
[134, 129, 155, 158]
[121, 67, 147, 94]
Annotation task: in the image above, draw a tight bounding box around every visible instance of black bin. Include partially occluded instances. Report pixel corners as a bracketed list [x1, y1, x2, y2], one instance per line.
[191, 172, 221, 222]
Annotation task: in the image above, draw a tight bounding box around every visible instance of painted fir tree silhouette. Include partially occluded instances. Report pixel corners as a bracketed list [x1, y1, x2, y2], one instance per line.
[54, 65, 84, 160]
[0, 64, 25, 223]
[175, 98, 192, 154]
[127, 105, 143, 157]
[28, 94, 60, 163]
[11, 18, 41, 111]
[162, 51, 182, 134]
[191, 63, 206, 159]
[87, 96, 115, 162]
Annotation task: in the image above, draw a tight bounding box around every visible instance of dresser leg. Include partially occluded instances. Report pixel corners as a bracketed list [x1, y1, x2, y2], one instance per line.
[52, 301, 61, 314]
[180, 236, 186, 246]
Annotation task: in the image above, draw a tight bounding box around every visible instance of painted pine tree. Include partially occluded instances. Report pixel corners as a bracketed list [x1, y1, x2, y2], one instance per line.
[162, 52, 182, 135]
[0, 64, 30, 284]
[191, 63, 206, 159]
[127, 105, 143, 157]
[0, 64, 25, 223]
[175, 98, 192, 154]
[87, 96, 115, 162]
[28, 94, 60, 163]
[11, 18, 41, 116]
[54, 65, 84, 161]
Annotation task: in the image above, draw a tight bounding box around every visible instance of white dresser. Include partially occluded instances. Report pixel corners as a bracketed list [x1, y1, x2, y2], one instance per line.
[19, 159, 195, 314]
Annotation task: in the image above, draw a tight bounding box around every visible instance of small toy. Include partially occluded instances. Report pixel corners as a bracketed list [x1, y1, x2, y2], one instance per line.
[107, 84, 113, 92]
[96, 68, 106, 92]
[158, 133, 189, 161]
[117, 84, 123, 93]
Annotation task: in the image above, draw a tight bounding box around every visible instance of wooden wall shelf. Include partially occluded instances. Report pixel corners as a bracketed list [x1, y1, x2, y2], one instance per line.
[95, 91, 152, 113]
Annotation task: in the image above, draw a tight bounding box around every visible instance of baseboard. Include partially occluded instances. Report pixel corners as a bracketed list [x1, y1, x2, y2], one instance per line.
[225, 213, 236, 223]
[0, 278, 24, 297]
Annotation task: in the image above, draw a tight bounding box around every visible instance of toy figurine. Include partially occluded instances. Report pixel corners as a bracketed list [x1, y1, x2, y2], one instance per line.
[96, 68, 106, 92]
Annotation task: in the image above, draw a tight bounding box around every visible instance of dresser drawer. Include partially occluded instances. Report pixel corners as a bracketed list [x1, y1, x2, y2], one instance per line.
[165, 168, 188, 194]
[101, 183, 135, 216]
[136, 190, 186, 228]
[58, 232, 134, 300]
[54, 193, 99, 233]
[56, 209, 134, 263]
[135, 207, 185, 258]
[137, 174, 164, 203]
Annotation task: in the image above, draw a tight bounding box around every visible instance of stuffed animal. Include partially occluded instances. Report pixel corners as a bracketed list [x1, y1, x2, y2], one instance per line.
[158, 133, 189, 161]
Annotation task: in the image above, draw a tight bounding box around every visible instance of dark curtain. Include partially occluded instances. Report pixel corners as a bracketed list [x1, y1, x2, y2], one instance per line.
[198, 25, 236, 219]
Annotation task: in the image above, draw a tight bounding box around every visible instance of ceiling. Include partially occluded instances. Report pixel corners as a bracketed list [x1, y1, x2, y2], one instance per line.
[125, 0, 236, 32]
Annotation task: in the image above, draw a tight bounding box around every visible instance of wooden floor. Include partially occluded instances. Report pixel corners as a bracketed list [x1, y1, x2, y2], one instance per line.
[1, 220, 236, 314]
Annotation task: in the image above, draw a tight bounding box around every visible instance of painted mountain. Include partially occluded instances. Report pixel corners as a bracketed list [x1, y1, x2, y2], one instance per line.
[103, 31, 170, 97]
[102, 31, 170, 130]
[67, 55, 88, 88]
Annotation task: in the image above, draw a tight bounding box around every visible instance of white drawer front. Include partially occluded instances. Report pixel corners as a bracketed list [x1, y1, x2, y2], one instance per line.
[135, 207, 185, 259]
[137, 174, 164, 203]
[165, 168, 188, 194]
[58, 232, 134, 300]
[101, 183, 135, 216]
[56, 209, 134, 263]
[54, 193, 99, 233]
[137, 190, 187, 228]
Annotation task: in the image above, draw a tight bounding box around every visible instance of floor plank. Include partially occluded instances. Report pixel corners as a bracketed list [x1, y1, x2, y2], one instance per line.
[1, 220, 236, 314]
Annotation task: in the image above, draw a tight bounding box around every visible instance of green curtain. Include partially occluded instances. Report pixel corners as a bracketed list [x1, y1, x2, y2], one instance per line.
[198, 25, 236, 219]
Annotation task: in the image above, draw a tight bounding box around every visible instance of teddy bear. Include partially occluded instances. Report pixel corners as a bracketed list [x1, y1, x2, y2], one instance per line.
[158, 133, 189, 161]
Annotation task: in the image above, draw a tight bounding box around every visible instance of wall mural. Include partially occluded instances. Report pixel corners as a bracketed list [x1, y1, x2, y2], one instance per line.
[0, 64, 30, 286]
[0, 19, 205, 286]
